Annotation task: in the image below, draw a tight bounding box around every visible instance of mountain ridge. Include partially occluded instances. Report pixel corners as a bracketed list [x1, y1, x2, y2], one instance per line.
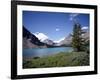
[23, 26, 89, 48]
[23, 26, 47, 48]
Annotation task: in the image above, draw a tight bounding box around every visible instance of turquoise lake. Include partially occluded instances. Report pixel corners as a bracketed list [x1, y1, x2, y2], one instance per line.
[23, 47, 73, 59]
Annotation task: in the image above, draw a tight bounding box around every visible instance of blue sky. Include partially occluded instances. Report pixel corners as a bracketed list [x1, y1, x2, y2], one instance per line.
[23, 11, 89, 41]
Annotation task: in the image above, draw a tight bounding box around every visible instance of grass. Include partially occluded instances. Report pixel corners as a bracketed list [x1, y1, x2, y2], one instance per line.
[23, 51, 89, 68]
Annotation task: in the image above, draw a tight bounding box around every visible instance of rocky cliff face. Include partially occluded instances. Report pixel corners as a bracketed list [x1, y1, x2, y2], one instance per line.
[59, 34, 72, 46]
[23, 37, 40, 48]
[23, 26, 46, 48]
[42, 39, 54, 45]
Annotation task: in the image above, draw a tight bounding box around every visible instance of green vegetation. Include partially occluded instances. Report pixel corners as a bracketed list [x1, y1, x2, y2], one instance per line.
[23, 51, 89, 68]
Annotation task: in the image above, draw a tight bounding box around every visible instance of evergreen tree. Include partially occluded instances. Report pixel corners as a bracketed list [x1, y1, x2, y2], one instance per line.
[72, 23, 84, 51]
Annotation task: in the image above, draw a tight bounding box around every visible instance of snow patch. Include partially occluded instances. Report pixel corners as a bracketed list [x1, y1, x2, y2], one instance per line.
[34, 32, 48, 42]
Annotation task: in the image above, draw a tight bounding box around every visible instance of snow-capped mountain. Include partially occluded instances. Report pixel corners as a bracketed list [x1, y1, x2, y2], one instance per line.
[53, 37, 65, 46]
[32, 27, 89, 47]
[54, 37, 65, 43]
[23, 26, 47, 48]
[34, 32, 48, 42]
[34, 32, 54, 45]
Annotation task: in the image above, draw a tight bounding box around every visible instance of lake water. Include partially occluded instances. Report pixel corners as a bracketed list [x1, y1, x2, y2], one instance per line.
[23, 47, 73, 59]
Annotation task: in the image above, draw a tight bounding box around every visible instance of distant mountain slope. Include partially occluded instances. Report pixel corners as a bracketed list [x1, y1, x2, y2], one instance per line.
[59, 30, 89, 46]
[23, 37, 38, 48]
[23, 26, 47, 48]
[42, 39, 54, 45]
[59, 34, 72, 46]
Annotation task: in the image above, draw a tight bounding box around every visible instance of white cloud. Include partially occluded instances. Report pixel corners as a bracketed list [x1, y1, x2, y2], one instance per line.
[82, 26, 88, 30]
[56, 28, 60, 31]
[54, 37, 65, 43]
[34, 32, 48, 42]
[69, 13, 79, 21]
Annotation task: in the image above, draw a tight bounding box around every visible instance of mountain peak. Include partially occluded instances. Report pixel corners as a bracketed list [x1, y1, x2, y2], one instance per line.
[54, 37, 65, 43]
[34, 32, 48, 42]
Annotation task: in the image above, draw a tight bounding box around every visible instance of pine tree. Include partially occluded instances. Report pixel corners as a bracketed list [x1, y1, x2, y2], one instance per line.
[72, 23, 84, 51]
